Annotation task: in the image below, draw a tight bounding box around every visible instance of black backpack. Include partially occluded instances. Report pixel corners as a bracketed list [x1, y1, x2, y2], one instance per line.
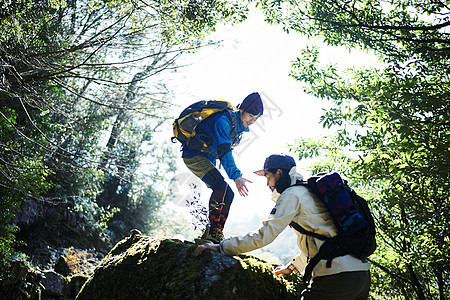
[288, 172, 376, 284]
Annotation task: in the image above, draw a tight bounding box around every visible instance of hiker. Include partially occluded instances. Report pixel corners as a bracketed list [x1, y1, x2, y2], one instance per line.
[182, 92, 263, 244]
[194, 154, 371, 300]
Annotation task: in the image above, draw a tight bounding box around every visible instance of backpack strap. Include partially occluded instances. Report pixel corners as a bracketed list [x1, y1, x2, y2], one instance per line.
[223, 108, 237, 140]
[289, 221, 328, 241]
[182, 109, 237, 159]
[290, 222, 349, 284]
[301, 237, 348, 284]
[290, 220, 348, 284]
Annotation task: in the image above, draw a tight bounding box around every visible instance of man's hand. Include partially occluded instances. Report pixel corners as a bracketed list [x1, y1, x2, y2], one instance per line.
[235, 176, 252, 197]
[274, 265, 293, 277]
[194, 243, 220, 256]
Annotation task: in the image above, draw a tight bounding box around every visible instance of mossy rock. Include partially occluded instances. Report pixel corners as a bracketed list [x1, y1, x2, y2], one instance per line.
[76, 235, 304, 299]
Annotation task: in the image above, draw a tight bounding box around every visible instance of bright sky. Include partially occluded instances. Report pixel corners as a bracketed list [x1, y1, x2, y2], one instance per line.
[159, 6, 377, 263]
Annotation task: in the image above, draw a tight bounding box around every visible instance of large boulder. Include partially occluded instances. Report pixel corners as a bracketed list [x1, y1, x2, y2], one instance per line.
[76, 235, 304, 299]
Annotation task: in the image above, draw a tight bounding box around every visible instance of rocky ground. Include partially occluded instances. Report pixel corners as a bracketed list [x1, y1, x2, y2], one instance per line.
[1, 245, 102, 299]
[1, 232, 305, 299]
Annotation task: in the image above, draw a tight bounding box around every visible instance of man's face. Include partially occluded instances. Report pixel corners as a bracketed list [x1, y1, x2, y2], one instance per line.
[240, 110, 261, 128]
[265, 169, 282, 192]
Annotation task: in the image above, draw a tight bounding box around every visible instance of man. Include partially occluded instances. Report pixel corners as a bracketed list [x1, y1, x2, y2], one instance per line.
[183, 92, 263, 243]
[194, 154, 371, 300]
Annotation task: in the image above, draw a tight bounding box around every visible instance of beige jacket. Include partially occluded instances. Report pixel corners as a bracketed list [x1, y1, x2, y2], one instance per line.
[220, 167, 370, 279]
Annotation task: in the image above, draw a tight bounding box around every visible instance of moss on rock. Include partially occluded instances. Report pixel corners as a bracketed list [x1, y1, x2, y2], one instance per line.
[76, 235, 304, 299]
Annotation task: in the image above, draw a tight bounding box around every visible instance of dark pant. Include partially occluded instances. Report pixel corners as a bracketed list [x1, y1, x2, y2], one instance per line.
[301, 271, 371, 300]
[202, 168, 234, 230]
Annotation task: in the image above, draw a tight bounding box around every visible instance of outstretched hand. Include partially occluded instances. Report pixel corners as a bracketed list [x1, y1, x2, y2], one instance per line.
[235, 176, 252, 197]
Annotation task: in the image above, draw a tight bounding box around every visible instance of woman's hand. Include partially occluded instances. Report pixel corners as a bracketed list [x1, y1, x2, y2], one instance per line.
[274, 265, 293, 277]
[235, 176, 252, 197]
[194, 243, 220, 256]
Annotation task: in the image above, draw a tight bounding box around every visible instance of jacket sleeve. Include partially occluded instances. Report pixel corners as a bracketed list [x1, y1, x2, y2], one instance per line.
[214, 116, 242, 180]
[220, 191, 301, 256]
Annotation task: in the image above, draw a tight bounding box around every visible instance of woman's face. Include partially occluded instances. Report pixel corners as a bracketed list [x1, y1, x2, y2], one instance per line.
[265, 169, 282, 192]
[240, 110, 261, 128]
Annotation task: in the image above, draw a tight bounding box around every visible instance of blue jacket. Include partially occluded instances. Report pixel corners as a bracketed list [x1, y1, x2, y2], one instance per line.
[182, 110, 249, 180]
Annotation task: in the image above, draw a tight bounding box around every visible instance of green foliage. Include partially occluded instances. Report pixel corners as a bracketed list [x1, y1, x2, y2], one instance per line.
[71, 198, 120, 232]
[0, 0, 249, 268]
[151, 0, 248, 44]
[288, 136, 353, 175]
[0, 105, 53, 263]
[254, 0, 450, 63]
[254, 0, 450, 298]
[0, 221, 19, 267]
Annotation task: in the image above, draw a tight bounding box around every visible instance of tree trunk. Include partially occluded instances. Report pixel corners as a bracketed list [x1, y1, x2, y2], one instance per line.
[98, 55, 163, 171]
[407, 263, 426, 300]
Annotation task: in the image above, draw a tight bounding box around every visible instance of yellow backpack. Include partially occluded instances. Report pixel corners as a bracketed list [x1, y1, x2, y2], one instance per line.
[171, 99, 237, 155]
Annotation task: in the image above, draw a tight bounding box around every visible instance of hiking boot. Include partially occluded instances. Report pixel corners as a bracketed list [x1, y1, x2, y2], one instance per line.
[201, 224, 211, 240]
[194, 225, 213, 245]
[205, 227, 225, 244]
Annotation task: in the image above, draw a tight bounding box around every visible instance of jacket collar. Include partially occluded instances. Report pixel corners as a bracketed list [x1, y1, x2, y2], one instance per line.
[271, 166, 304, 203]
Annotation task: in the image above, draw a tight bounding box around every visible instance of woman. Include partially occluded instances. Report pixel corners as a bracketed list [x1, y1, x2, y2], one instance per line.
[195, 154, 371, 300]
